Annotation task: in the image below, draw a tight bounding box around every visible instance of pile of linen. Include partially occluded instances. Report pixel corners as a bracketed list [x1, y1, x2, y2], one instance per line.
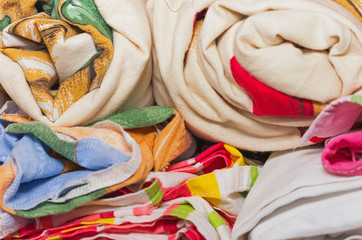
[0, 0, 361, 239]
[0, 101, 260, 239]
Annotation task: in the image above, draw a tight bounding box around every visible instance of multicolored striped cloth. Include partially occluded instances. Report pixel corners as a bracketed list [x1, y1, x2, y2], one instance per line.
[5, 145, 261, 240]
[0, 106, 191, 218]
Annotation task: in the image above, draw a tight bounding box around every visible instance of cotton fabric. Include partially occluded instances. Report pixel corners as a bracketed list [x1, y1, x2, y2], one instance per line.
[232, 146, 362, 240]
[0, 0, 153, 126]
[148, 0, 362, 151]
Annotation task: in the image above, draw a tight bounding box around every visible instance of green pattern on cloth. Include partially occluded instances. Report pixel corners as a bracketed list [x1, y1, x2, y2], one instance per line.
[15, 189, 107, 218]
[1, 0, 114, 121]
[41, 0, 61, 19]
[250, 166, 259, 188]
[144, 180, 163, 206]
[0, 0, 38, 31]
[208, 211, 227, 229]
[170, 204, 195, 219]
[41, 0, 113, 41]
[351, 95, 362, 105]
[7, 122, 76, 161]
[91, 106, 176, 129]
[0, 15, 10, 30]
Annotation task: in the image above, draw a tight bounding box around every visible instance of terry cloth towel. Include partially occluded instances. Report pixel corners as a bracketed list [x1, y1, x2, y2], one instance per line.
[0, 106, 190, 218]
[8, 153, 259, 239]
[0, 0, 153, 126]
[32, 142, 248, 229]
[231, 146, 362, 240]
[0, 120, 141, 217]
[148, 0, 362, 151]
[10, 198, 231, 240]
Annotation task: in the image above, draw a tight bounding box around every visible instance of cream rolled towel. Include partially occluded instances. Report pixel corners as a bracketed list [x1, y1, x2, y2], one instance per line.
[147, 0, 362, 151]
[0, 0, 153, 126]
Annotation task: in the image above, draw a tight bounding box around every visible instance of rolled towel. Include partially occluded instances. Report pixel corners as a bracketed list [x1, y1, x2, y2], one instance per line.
[147, 0, 362, 151]
[0, 0, 153, 126]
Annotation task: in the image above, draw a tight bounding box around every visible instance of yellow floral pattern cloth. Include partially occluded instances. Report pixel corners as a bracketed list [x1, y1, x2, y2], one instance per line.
[1, 0, 113, 121]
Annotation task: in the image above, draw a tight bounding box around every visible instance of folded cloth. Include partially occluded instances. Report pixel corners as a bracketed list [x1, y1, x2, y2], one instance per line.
[0, 106, 191, 218]
[302, 94, 362, 142]
[0, 0, 153, 126]
[6, 143, 256, 239]
[163, 165, 260, 215]
[321, 131, 362, 176]
[10, 198, 229, 240]
[10, 166, 256, 239]
[34, 142, 250, 229]
[231, 146, 362, 240]
[148, 0, 362, 151]
[35, 172, 198, 230]
[0, 120, 141, 217]
[0, 207, 33, 239]
[166, 143, 244, 174]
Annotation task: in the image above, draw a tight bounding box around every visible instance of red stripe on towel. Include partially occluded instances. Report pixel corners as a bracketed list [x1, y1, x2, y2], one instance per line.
[230, 57, 314, 117]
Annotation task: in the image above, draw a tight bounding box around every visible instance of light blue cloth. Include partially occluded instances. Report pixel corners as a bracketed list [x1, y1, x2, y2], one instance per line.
[2, 121, 137, 211]
[0, 120, 21, 164]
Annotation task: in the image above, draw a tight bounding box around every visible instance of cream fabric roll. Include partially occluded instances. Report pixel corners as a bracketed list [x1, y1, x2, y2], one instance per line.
[147, 0, 362, 151]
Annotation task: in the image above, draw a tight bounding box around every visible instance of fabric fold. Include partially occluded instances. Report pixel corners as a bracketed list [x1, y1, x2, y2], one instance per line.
[231, 146, 362, 240]
[0, 0, 153, 126]
[0, 106, 191, 218]
[148, 0, 362, 151]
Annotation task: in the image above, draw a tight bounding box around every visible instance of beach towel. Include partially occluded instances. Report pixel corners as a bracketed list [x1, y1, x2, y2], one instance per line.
[148, 0, 362, 151]
[0, 0, 153, 126]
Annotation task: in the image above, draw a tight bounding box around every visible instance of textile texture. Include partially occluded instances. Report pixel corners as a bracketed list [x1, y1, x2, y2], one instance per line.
[148, 0, 362, 151]
[0, 0, 153, 126]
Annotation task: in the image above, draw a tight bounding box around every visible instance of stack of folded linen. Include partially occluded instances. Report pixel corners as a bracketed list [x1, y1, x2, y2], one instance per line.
[0, 103, 261, 239]
[0, 0, 361, 239]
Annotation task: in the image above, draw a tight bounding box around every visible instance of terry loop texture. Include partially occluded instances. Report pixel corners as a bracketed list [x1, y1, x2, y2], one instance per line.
[0, 0, 153, 126]
[147, 0, 362, 151]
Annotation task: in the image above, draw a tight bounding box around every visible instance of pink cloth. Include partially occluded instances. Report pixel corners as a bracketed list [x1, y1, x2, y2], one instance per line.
[167, 143, 233, 174]
[322, 131, 362, 176]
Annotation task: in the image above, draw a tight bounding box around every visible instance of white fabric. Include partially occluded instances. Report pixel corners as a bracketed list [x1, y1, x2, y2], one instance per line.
[232, 146, 362, 240]
[0, 0, 153, 127]
[147, 0, 362, 151]
[0, 208, 32, 239]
